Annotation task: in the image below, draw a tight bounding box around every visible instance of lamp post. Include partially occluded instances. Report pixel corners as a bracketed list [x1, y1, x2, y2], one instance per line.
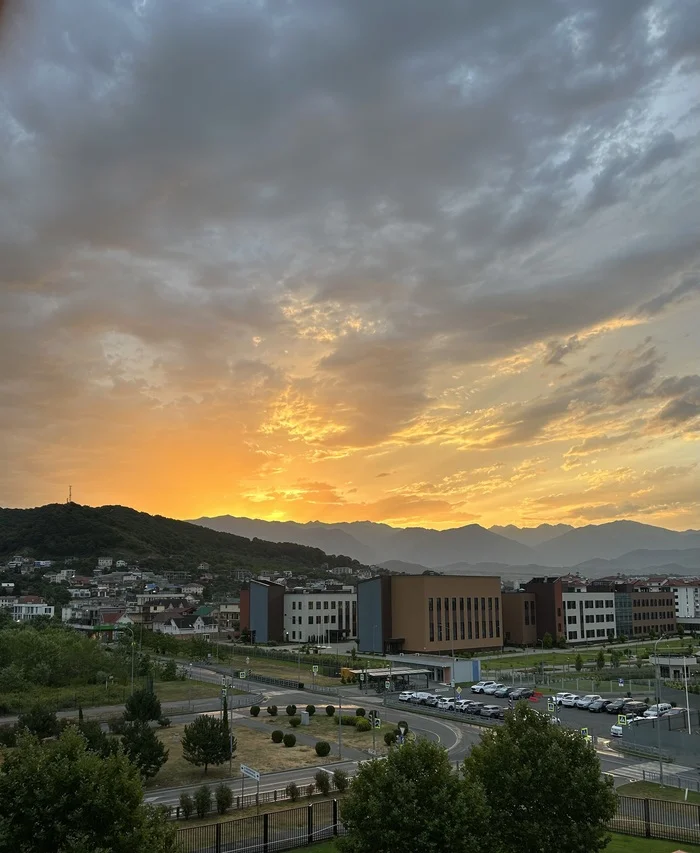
[653, 635, 665, 786]
[119, 625, 136, 695]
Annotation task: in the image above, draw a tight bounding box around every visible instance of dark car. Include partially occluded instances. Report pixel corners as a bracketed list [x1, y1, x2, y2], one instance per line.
[511, 687, 534, 700]
[623, 700, 648, 715]
[493, 685, 517, 698]
[463, 702, 483, 715]
[605, 698, 627, 714]
[588, 699, 611, 713]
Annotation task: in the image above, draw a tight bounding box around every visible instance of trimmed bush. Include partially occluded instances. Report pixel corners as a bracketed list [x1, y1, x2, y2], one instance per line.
[325, 705, 335, 717]
[267, 705, 278, 716]
[355, 717, 372, 733]
[355, 708, 366, 717]
[306, 783, 315, 799]
[271, 729, 284, 743]
[194, 785, 211, 819]
[315, 770, 331, 796]
[306, 704, 316, 716]
[286, 782, 300, 802]
[179, 793, 194, 820]
[315, 740, 331, 757]
[333, 769, 349, 793]
[215, 783, 233, 815]
[286, 704, 297, 717]
[250, 705, 260, 717]
[337, 714, 357, 726]
[384, 731, 397, 746]
[289, 715, 301, 728]
[283, 733, 297, 748]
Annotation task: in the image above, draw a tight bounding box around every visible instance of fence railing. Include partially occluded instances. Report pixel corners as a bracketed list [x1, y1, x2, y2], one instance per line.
[383, 698, 503, 728]
[176, 795, 700, 853]
[177, 799, 343, 853]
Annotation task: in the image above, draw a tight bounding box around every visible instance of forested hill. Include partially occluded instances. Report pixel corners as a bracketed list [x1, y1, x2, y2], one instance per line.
[0, 503, 364, 573]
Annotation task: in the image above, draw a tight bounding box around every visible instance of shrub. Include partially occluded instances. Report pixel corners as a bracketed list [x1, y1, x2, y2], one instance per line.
[340, 676, 346, 684]
[0, 725, 17, 748]
[283, 733, 297, 748]
[315, 740, 331, 757]
[271, 730, 284, 744]
[355, 717, 372, 733]
[306, 704, 316, 716]
[215, 783, 233, 815]
[179, 792, 194, 820]
[384, 731, 397, 746]
[286, 704, 297, 717]
[355, 708, 366, 717]
[289, 716, 301, 728]
[306, 783, 315, 799]
[315, 770, 331, 796]
[334, 769, 349, 793]
[250, 705, 260, 717]
[286, 782, 300, 802]
[194, 785, 211, 819]
[325, 705, 335, 717]
[337, 714, 357, 726]
[267, 705, 278, 716]
[158, 716, 171, 728]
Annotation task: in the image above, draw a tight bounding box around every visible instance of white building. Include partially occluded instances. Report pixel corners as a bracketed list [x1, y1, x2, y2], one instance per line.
[284, 587, 357, 644]
[182, 583, 205, 596]
[562, 591, 616, 644]
[13, 599, 55, 621]
[152, 615, 213, 637]
[97, 557, 113, 570]
[664, 580, 700, 619]
[0, 595, 18, 609]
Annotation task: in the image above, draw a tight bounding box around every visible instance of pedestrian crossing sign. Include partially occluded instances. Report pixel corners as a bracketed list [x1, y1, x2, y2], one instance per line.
[618, 714, 628, 726]
[547, 701, 555, 712]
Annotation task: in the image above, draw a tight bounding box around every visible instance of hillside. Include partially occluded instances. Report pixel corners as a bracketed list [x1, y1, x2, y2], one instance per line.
[0, 504, 365, 575]
[490, 523, 574, 547]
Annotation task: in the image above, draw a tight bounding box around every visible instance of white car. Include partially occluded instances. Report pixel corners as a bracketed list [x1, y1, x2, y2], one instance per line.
[643, 703, 673, 718]
[610, 714, 647, 737]
[437, 697, 455, 711]
[398, 691, 414, 702]
[552, 692, 576, 705]
[471, 681, 497, 694]
[483, 683, 505, 695]
[560, 694, 580, 707]
[575, 694, 602, 709]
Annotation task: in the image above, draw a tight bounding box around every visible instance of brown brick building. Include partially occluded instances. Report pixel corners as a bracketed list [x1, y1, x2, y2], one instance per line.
[523, 577, 564, 641]
[501, 591, 538, 646]
[357, 575, 503, 654]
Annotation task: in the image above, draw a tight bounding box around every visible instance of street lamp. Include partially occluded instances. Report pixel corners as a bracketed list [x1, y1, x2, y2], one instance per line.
[119, 625, 136, 695]
[652, 635, 666, 786]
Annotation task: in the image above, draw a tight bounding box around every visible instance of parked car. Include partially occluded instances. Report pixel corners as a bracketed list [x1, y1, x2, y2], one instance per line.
[437, 697, 455, 711]
[622, 700, 648, 715]
[455, 699, 473, 712]
[560, 694, 580, 707]
[425, 694, 440, 707]
[610, 713, 649, 737]
[662, 707, 687, 718]
[493, 685, 515, 698]
[471, 681, 498, 694]
[462, 701, 484, 715]
[588, 699, 612, 713]
[398, 691, 414, 702]
[410, 692, 437, 705]
[511, 687, 535, 700]
[553, 692, 576, 705]
[575, 694, 602, 709]
[643, 703, 673, 718]
[604, 698, 628, 714]
[483, 683, 505, 695]
[479, 705, 502, 718]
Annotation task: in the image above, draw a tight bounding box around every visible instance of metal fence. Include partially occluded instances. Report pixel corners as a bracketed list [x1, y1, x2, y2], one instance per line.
[177, 799, 343, 853]
[612, 796, 700, 846]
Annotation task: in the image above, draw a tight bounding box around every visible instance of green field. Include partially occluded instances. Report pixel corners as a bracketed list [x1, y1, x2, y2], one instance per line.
[617, 781, 700, 806]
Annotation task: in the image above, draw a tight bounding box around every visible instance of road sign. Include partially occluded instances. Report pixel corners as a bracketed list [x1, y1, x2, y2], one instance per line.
[374, 719, 381, 728]
[580, 727, 589, 738]
[359, 673, 365, 681]
[618, 714, 628, 726]
[221, 676, 226, 685]
[385, 680, 391, 690]
[456, 686, 462, 695]
[239, 671, 246, 679]
[547, 701, 555, 713]
[240, 764, 260, 782]
[221, 688, 226, 698]
[312, 665, 319, 674]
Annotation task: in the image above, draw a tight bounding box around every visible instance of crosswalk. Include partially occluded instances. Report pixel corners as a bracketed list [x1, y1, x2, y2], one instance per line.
[605, 760, 696, 784]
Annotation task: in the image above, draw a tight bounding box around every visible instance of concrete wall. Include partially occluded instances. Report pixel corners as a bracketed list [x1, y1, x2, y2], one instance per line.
[357, 577, 385, 653]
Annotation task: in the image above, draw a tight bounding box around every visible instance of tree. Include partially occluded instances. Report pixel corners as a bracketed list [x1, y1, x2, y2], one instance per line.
[0, 728, 177, 853]
[542, 632, 553, 650]
[181, 715, 233, 774]
[464, 704, 617, 853]
[333, 769, 349, 793]
[339, 739, 489, 853]
[121, 721, 169, 780]
[194, 785, 212, 819]
[215, 783, 233, 814]
[124, 688, 162, 723]
[315, 769, 331, 796]
[610, 650, 621, 669]
[678, 624, 686, 639]
[77, 719, 115, 758]
[595, 650, 605, 671]
[574, 654, 583, 672]
[17, 704, 60, 740]
[179, 793, 194, 819]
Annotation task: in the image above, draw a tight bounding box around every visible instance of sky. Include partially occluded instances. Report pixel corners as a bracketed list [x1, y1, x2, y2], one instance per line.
[1, 0, 699, 531]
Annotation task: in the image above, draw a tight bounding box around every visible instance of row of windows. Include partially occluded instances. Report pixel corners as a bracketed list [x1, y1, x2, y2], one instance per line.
[568, 628, 615, 640]
[633, 624, 674, 635]
[633, 598, 674, 607]
[633, 611, 675, 620]
[565, 599, 614, 610]
[427, 596, 501, 643]
[291, 600, 350, 610]
[568, 614, 615, 624]
[291, 614, 338, 625]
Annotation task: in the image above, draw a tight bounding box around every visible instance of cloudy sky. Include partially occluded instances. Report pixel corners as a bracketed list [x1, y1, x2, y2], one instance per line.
[2, 0, 700, 530]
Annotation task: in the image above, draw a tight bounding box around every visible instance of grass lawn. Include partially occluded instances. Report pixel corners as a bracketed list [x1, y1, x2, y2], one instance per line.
[261, 708, 393, 754]
[617, 781, 700, 806]
[149, 722, 338, 789]
[226, 653, 339, 687]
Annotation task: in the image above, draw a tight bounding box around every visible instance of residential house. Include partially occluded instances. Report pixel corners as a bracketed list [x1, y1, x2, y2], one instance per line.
[217, 601, 241, 634]
[13, 596, 54, 621]
[182, 583, 205, 596]
[0, 595, 18, 610]
[97, 557, 113, 570]
[153, 614, 213, 638]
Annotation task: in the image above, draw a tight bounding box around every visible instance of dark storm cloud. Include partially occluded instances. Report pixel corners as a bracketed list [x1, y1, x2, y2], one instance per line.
[1, 0, 700, 487]
[636, 275, 700, 317]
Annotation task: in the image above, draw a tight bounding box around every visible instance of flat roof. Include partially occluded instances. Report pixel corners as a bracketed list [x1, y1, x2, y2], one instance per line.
[348, 668, 431, 677]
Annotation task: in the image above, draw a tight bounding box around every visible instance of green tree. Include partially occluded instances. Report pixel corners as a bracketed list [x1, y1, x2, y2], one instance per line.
[215, 783, 233, 814]
[124, 688, 162, 723]
[181, 715, 234, 774]
[0, 728, 177, 853]
[595, 650, 605, 671]
[339, 739, 489, 853]
[194, 785, 212, 819]
[315, 769, 331, 796]
[542, 632, 553, 650]
[574, 654, 583, 672]
[610, 650, 621, 669]
[464, 704, 617, 853]
[17, 704, 60, 740]
[678, 624, 685, 639]
[77, 720, 115, 758]
[121, 721, 169, 780]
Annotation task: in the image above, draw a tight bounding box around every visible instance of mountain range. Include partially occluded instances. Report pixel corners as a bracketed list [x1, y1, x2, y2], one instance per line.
[191, 515, 700, 576]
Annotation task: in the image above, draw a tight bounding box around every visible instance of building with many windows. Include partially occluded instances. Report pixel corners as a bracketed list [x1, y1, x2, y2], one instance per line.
[357, 575, 502, 655]
[562, 591, 617, 643]
[13, 596, 54, 621]
[284, 587, 357, 644]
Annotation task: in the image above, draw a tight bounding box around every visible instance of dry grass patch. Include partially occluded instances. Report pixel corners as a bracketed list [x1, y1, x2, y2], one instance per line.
[149, 723, 338, 789]
[263, 710, 392, 754]
[227, 654, 339, 687]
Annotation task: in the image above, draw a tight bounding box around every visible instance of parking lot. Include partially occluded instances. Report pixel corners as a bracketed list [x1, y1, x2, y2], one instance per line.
[398, 687, 656, 739]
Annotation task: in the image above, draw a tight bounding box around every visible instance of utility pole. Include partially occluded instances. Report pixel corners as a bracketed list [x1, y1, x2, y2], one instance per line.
[338, 692, 343, 760]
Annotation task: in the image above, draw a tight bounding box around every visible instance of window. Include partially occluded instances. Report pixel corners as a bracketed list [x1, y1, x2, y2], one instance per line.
[292, 602, 296, 610]
[308, 616, 313, 625]
[567, 615, 576, 625]
[331, 601, 336, 609]
[316, 602, 321, 610]
[606, 614, 614, 622]
[585, 615, 594, 623]
[323, 601, 329, 610]
[586, 629, 595, 638]
[324, 615, 329, 624]
[606, 600, 614, 608]
[292, 631, 296, 639]
[331, 615, 336, 623]
[568, 631, 578, 640]
[566, 601, 576, 610]
[291, 615, 296, 625]
[316, 615, 321, 624]
[595, 615, 604, 623]
[584, 601, 593, 609]
[595, 600, 603, 608]
[525, 601, 530, 626]
[428, 599, 434, 642]
[437, 597, 442, 641]
[596, 629, 605, 637]
[467, 598, 472, 640]
[459, 597, 465, 641]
